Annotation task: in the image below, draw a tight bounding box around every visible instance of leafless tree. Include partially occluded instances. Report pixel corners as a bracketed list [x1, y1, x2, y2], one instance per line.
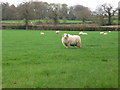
[101, 3, 118, 25]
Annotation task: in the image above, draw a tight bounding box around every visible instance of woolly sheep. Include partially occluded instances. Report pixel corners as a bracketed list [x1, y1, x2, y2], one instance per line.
[103, 32, 108, 35]
[100, 32, 104, 34]
[56, 31, 60, 34]
[62, 33, 81, 48]
[79, 32, 87, 35]
[83, 33, 88, 35]
[79, 32, 83, 35]
[40, 32, 45, 35]
[108, 31, 111, 33]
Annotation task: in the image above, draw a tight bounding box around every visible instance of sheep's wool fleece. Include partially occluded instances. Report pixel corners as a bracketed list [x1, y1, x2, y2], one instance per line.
[62, 34, 81, 45]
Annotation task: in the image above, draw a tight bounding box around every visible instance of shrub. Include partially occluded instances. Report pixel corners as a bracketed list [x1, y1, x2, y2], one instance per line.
[2, 24, 119, 31]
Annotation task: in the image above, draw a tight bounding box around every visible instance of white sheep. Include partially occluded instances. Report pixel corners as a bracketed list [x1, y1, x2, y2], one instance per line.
[103, 32, 108, 35]
[100, 32, 104, 34]
[62, 33, 81, 48]
[79, 32, 83, 35]
[79, 32, 87, 35]
[40, 32, 45, 35]
[108, 31, 111, 33]
[83, 33, 88, 35]
[56, 31, 60, 34]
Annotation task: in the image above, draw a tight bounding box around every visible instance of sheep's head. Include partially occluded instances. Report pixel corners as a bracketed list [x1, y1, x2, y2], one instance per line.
[62, 33, 69, 39]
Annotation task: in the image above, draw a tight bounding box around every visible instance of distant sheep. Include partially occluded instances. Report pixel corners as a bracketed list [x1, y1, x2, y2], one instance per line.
[108, 31, 111, 33]
[79, 32, 83, 35]
[79, 32, 87, 35]
[83, 33, 88, 35]
[56, 31, 60, 34]
[100, 32, 104, 34]
[62, 33, 81, 48]
[40, 32, 45, 35]
[103, 32, 108, 35]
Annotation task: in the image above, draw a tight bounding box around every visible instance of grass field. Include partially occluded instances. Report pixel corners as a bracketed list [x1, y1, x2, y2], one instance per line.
[2, 30, 118, 88]
[1, 20, 94, 24]
[1, 19, 118, 24]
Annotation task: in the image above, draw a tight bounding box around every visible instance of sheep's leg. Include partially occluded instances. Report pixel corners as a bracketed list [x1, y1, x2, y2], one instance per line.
[63, 43, 68, 48]
[65, 43, 70, 48]
[77, 43, 80, 48]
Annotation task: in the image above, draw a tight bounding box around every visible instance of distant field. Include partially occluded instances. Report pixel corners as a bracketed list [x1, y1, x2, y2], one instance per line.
[1, 20, 94, 24]
[113, 20, 119, 23]
[2, 30, 118, 88]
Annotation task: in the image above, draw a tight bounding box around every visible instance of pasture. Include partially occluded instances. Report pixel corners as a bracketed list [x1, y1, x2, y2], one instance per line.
[1, 20, 93, 24]
[2, 30, 118, 88]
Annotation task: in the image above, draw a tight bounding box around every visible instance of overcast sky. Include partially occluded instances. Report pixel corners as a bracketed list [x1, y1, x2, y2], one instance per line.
[0, 0, 119, 11]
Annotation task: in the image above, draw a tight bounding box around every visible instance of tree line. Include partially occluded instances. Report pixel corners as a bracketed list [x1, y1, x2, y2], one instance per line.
[1, 1, 118, 25]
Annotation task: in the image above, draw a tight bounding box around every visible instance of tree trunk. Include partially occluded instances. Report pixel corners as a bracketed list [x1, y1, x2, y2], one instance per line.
[108, 13, 111, 25]
[82, 18, 85, 23]
[118, 9, 120, 25]
[25, 17, 29, 30]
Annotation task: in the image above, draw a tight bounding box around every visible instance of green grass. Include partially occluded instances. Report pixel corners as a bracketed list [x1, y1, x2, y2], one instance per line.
[113, 20, 119, 23]
[2, 20, 24, 23]
[2, 30, 118, 88]
[59, 20, 93, 23]
[2, 20, 93, 24]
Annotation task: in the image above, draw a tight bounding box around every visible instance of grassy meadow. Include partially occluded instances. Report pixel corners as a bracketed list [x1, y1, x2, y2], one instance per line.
[2, 30, 118, 88]
[1, 20, 93, 24]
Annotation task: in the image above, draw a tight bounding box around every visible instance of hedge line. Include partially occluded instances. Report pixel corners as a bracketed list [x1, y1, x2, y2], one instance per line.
[2, 25, 119, 31]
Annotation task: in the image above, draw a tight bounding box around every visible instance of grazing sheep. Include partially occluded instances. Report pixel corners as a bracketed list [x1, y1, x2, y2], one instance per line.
[104, 32, 108, 35]
[79, 32, 87, 35]
[56, 31, 60, 34]
[83, 33, 88, 35]
[62, 33, 81, 48]
[100, 32, 104, 34]
[40, 32, 45, 35]
[108, 31, 111, 33]
[79, 32, 83, 35]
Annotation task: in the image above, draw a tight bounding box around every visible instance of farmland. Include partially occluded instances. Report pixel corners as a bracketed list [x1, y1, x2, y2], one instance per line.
[2, 30, 118, 88]
[1, 20, 94, 24]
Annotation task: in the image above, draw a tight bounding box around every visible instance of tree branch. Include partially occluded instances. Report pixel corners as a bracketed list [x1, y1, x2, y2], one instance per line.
[102, 5, 109, 13]
[112, 8, 118, 16]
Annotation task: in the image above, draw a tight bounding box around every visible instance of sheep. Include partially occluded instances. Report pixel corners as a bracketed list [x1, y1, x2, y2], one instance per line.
[62, 33, 81, 48]
[40, 32, 45, 35]
[103, 32, 108, 35]
[79, 32, 83, 35]
[100, 32, 104, 34]
[108, 31, 111, 33]
[83, 33, 88, 35]
[79, 32, 87, 35]
[56, 31, 60, 34]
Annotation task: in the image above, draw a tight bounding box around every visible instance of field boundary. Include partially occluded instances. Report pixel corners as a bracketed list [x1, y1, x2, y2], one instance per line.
[2, 24, 119, 31]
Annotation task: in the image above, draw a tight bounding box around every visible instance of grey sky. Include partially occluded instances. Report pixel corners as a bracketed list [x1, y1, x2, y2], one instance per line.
[0, 0, 119, 11]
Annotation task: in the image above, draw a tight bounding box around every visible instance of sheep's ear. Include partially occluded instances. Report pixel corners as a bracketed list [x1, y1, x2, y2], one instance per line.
[66, 34, 69, 37]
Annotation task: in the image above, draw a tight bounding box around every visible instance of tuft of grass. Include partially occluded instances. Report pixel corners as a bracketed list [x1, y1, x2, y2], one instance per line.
[2, 30, 118, 88]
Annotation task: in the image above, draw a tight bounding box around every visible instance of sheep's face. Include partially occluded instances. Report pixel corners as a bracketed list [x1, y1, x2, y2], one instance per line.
[62, 33, 69, 39]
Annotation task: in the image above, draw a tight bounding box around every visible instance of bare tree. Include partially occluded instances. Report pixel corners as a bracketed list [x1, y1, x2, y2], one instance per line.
[95, 5, 107, 25]
[21, 2, 33, 29]
[101, 3, 118, 25]
[68, 6, 75, 20]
